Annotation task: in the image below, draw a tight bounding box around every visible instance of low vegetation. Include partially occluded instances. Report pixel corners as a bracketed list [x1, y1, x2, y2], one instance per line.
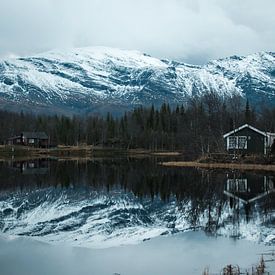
[203, 253, 274, 275]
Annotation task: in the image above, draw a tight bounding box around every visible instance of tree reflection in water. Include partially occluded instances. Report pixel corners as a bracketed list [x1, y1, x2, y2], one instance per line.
[0, 157, 274, 244]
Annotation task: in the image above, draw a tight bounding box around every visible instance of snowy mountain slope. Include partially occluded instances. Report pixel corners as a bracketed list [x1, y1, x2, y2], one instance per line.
[0, 47, 274, 114]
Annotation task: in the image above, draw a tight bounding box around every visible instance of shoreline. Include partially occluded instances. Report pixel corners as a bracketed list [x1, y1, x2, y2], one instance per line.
[161, 161, 275, 172]
[1, 145, 275, 172]
[0, 145, 183, 161]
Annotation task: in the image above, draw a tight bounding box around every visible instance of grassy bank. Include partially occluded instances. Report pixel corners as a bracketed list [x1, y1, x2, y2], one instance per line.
[161, 161, 275, 172]
[0, 145, 183, 161]
[161, 153, 275, 172]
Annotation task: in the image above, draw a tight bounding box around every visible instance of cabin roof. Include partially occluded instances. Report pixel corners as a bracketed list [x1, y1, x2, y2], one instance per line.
[223, 124, 268, 138]
[22, 132, 48, 139]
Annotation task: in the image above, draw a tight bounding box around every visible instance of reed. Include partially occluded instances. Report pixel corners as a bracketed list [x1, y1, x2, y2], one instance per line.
[202, 254, 274, 275]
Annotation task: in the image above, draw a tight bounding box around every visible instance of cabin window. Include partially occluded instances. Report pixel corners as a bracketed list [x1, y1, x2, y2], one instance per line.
[238, 136, 247, 149]
[28, 139, 35, 144]
[228, 136, 247, 149]
[227, 179, 248, 192]
[16, 139, 21, 143]
[228, 136, 237, 149]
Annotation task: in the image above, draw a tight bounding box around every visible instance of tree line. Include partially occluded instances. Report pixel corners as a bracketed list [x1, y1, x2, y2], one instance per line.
[0, 94, 274, 155]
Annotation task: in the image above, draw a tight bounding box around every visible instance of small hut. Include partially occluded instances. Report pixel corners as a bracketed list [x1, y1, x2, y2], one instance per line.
[7, 132, 49, 148]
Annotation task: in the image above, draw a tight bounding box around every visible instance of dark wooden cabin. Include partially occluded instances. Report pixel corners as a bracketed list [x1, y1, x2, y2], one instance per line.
[7, 132, 49, 148]
[223, 124, 274, 155]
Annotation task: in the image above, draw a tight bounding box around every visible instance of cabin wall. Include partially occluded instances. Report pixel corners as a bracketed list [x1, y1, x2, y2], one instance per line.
[23, 138, 49, 147]
[8, 137, 49, 148]
[225, 128, 266, 155]
[39, 139, 49, 148]
[7, 137, 22, 146]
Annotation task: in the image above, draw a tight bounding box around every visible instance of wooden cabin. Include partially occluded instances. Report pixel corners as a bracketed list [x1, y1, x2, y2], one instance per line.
[7, 132, 49, 148]
[223, 124, 275, 155]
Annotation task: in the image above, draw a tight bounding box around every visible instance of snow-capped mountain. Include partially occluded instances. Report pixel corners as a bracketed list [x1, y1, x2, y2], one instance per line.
[0, 47, 274, 114]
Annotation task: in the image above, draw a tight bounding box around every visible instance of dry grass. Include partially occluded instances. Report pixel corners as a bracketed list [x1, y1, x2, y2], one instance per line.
[56, 145, 94, 150]
[150, 152, 182, 156]
[203, 254, 273, 274]
[161, 161, 275, 172]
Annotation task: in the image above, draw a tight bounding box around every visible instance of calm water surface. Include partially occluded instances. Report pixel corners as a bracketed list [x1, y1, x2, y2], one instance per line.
[0, 157, 274, 274]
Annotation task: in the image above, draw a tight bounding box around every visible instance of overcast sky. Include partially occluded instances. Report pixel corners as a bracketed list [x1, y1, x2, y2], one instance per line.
[1, 0, 275, 64]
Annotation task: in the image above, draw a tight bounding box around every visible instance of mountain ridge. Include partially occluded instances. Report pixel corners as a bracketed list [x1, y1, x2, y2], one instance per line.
[0, 47, 274, 115]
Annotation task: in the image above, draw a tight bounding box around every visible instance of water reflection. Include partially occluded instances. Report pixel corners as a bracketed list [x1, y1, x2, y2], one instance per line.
[0, 158, 274, 247]
[8, 159, 49, 175]
[225, 173, 274, 204]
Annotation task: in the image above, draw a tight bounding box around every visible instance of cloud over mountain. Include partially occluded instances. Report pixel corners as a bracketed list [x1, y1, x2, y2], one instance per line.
[1, 0, 275, 64]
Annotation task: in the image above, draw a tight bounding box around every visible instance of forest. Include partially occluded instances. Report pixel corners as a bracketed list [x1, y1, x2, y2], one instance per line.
[0, 94, 275, 155]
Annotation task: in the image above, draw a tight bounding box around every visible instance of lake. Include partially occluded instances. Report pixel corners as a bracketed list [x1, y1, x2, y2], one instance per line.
[0, 156, 274, 274]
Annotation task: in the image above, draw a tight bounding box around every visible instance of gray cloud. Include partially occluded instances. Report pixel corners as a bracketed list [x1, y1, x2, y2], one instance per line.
[0, 0, 275, 63]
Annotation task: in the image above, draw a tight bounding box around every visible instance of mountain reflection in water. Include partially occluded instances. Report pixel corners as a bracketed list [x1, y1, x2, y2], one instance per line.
[0, 158, 274, 248]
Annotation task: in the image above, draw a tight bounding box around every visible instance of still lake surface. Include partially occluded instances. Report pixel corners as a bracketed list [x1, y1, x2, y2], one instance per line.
[0, 156, 274, 274]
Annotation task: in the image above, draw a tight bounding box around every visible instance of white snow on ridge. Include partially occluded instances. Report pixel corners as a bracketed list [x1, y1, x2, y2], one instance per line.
[35, 47, 168, 69]
[207, 52, 275, 82]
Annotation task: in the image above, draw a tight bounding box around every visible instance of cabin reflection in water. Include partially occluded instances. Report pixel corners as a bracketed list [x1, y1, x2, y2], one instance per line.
[224, 172, 275, 205]
[8, 159, 49, 175]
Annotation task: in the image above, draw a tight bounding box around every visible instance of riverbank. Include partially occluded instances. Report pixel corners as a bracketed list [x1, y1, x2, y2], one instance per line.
[0, 145, 183, 161]
[161, 161, 275, 172]
[2, 145, 275, 172]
